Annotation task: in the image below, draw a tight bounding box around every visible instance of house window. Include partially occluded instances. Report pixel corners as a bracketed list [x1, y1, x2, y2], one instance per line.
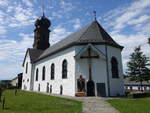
[36, 68, 38, 81]
[111, 57, 119, 78]
[62, 59, 67, 79]
[42, 66, 46, 80]
[51, 63, 55, 80]
[26, 62, 28, 74]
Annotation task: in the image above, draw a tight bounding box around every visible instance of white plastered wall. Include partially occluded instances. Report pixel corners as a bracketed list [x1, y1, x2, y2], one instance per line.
[107, 46, 125, 96]
[75, 44, 124, 97]
[21, 51, 32, 91]
[33, 47, 76, 96]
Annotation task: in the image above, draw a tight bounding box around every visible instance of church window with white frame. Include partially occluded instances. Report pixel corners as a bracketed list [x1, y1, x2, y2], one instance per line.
[62, 59, 67, 79]
[42, 66, 46, 80]
[51, 63, 55, 80]
[36, 68, 38, 81]
[26, 62, 28, 74]
[111, 57, 119, 78]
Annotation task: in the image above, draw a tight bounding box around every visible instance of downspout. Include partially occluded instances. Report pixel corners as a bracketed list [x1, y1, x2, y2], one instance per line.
[105, 45, 110, 97]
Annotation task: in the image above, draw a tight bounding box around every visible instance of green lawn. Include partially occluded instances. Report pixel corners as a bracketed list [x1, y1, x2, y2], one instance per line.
[0, 90, 83, 113]
[107, 98, 150, 113]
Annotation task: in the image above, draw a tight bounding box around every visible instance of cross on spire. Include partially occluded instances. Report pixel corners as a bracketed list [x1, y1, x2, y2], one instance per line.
[93, 10, 97, 21]
[42, 0, 45, 17]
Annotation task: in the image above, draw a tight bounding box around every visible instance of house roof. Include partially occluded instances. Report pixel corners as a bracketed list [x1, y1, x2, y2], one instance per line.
[32, 21, 123, 62]
[124, 77, 150, 85]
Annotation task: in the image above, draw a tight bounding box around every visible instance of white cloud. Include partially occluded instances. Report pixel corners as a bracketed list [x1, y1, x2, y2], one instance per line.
[0, 33, 33, 79]
[104, 0, 150, 33]
[0, 26, 6, 34]
[101, 0, 150, 73]
[0, 0, 9, 7]
[72, 18, 81, 30]
[60, 0, 75, 12]
[22, 0, 33, 7]
[0, 34, 33, 62]
[51, 25, 71, 44]
[128, 15, 150, 25]
[52, 11, 62, 19]
[8, 5, 36, 27]
[0, 63, 22, 80]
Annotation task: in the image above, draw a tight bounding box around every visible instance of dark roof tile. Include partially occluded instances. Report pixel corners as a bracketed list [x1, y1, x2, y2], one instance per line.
[30, 21, 123, 62]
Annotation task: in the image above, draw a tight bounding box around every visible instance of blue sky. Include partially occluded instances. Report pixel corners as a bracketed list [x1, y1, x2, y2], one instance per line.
[0, 0, 150, 80]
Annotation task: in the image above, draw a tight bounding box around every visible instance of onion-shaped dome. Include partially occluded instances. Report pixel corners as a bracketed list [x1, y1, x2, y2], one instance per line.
[35, 15, 51, 28]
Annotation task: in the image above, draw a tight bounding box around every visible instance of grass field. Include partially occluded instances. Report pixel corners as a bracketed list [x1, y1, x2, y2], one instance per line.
[107, 98, 150, 113]
[0, 90, 83, 113]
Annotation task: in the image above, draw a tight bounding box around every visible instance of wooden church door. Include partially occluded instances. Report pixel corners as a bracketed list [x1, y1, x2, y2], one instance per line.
[87, 80, 95, 96]
[96, 83, 106, 97]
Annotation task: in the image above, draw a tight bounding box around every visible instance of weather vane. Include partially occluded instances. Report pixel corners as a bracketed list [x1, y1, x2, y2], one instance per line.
[93, 10, 97, 21]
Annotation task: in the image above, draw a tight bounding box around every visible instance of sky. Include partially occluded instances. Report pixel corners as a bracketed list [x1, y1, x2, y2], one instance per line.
[0, 0, 150, 80]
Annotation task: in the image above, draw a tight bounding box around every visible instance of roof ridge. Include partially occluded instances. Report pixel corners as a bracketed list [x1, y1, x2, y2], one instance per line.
[77, 21, 95, 42]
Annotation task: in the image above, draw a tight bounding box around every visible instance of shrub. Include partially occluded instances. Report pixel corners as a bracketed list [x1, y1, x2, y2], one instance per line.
[128, 92, 150, 98]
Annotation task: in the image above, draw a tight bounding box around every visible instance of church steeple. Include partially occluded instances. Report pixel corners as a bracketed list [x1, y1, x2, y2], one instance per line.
[33, 14, 51, 50]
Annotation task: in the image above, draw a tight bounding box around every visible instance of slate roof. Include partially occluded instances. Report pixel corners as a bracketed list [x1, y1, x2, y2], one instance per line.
[22, 48, 44, 66]
[25, 21, 123, 63]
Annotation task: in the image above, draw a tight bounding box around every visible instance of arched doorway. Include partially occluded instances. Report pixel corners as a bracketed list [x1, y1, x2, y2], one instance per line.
[87, 80, 95, 96]
[46, 83, 49, 93]
[60, 85, 63, 95]
[50, 85, 52, 93]
[38, 84, 40, 92]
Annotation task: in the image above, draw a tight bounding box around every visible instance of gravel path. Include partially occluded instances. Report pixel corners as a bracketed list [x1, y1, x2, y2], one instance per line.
[49, 94, 119, 113]
[35, 91, 119, 113]
[76, 97, 119, 113]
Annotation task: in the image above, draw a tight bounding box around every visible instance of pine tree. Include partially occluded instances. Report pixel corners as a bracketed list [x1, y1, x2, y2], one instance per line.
[148, 38, 150, 45]
[127, 46, 150, 91]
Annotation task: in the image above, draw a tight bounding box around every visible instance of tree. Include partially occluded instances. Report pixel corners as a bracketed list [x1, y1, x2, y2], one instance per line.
[148, 38, 150, 45]
[0, 87, 4, 102]
[127, 46, 150, 91]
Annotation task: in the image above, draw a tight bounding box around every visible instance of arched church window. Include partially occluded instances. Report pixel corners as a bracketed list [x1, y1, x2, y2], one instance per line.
[62, 59, 67, 79]
[26, 62, 28, 74]
[36, 68, 38, 81]
[111, 57, 119, 78]
[42, 66, 46, 80]
[51, 63, 55, 80]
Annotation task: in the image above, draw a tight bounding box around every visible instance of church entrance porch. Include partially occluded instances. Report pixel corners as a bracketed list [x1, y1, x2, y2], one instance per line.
[75, 44, 107, 97]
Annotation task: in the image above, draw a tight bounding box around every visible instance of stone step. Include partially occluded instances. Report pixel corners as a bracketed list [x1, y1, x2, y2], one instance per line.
[75, 92, 86, 97]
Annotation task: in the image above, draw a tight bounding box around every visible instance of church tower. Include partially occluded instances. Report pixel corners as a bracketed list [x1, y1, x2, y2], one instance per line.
[33, 13, 51, 50]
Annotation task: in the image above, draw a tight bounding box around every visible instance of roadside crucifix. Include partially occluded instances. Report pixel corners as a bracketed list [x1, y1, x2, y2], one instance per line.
[80, 47, 99, 96]
[80, 47, 99, 81]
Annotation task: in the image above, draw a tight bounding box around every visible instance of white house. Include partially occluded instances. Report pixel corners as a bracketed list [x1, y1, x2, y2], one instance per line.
[22, 14, 125, 97]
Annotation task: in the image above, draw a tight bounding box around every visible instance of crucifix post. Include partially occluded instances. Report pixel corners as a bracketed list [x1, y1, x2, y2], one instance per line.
[80, 47, 99, 81]
[88, 48, 92, 81]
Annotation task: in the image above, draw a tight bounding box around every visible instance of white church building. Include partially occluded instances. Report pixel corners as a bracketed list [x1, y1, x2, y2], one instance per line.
[22, 14, 124, 97]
